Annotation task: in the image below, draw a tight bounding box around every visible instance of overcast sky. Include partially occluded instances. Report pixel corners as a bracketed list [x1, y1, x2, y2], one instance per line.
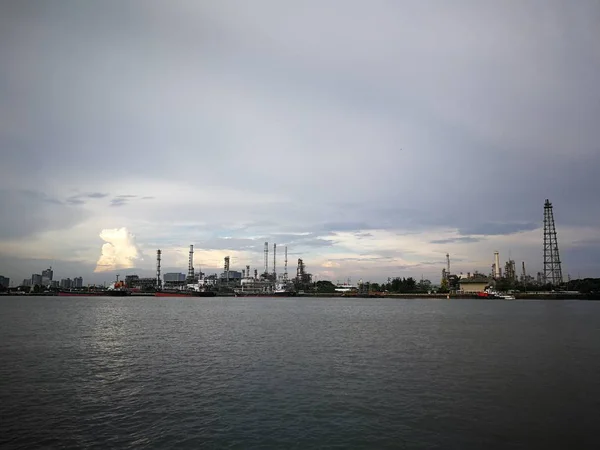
[1, 1, 599, 285]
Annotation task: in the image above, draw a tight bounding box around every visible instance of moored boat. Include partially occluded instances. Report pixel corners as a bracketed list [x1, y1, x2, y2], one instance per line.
[234, 291, 296, 297]
[58, 291, 104, 296]
[155, 290, 216, 297]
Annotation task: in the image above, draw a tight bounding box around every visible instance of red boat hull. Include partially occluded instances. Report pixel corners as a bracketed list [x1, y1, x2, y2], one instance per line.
[155, 291, 216, 297]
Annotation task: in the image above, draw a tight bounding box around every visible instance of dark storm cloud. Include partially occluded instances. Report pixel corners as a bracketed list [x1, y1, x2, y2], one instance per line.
[0, 190, 89, 239]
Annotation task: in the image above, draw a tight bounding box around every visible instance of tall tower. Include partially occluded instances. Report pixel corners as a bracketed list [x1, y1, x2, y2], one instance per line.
[543, 199, 563, 285]
[156, 249, 162, 289]
[264, 242, 269, 275]
[224, 256, 230, 282]
[446, 253, 450, 274]
[273, 243, 277, 278]
[284, 246, 288, 282]
[494, 251, 501, 278]
[296, 258, 305, 280]
[187, 245, 195, 282]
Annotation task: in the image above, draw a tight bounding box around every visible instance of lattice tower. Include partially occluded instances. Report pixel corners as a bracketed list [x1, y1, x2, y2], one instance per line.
[543, 199, 563, 285]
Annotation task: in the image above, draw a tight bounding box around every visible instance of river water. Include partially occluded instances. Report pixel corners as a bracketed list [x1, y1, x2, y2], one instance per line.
[1, 296, 599, 449]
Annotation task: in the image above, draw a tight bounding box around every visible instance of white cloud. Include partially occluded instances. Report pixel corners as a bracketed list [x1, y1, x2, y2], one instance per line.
[94, 228, 142, 273]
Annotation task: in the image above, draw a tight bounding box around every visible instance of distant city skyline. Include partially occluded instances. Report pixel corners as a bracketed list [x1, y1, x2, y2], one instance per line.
[1, 1, 599, 284]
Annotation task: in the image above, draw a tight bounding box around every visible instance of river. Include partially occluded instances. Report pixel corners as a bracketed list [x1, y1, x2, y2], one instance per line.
[1, 296, 599, 449]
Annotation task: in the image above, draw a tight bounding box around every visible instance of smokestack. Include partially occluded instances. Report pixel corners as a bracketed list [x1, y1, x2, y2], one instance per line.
[446, 253, 450, 274]
[494, 251, 501, 278]
[273, 243, 277, 278]
[224, 256, 230, 282]
[188, 245, 194, 282]
[156, 249, 162, 289]
[246, 265, 250, 279]
[522, 261, 527, 281]
[264, 242, 269, 274]
[284, 246, 288, 282]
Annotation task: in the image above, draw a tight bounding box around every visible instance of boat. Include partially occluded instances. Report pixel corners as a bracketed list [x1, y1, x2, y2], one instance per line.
[106, 288, 132, 296]
[478, 288, 515, 300]
[155, 290, 216, 297]
[58, 291, 104, 297]
[233, 278, 296, 297]
[335, 281, 357, 294]
[234, 290, 296, 297]
[57, 289, 131, 296]
[105, 279, 132, 296]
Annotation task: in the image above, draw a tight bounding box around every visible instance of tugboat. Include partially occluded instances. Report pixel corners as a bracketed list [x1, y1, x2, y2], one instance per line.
[155, 279, 216, 297]
[477, 288, 515, 300]
[106, 275, 131, 296]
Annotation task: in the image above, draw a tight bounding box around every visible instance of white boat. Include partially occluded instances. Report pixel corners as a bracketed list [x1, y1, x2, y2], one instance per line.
[484, 288, 515, 300]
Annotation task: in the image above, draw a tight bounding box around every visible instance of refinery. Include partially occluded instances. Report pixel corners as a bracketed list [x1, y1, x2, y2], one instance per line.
[1, 199, 599, 299]
[151, 242, 310, 297]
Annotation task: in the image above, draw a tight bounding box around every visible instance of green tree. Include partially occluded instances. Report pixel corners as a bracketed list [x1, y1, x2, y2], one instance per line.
[315, 280, 337, 293]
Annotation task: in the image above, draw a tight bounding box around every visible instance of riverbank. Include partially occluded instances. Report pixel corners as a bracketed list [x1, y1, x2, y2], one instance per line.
[3, 292, 598, 300]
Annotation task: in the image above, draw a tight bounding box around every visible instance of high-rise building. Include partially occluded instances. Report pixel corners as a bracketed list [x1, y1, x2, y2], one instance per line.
[60, 278, 72, 289]
[31, 274, 43, 286]
[42, 267, 53, 281]
[73, 277, 83, 288]
[41, 267, 54, 286]
[0, 276, 9, 288]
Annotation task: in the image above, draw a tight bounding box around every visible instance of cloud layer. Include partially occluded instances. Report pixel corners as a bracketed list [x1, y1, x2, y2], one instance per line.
[1, 1, 599, 284]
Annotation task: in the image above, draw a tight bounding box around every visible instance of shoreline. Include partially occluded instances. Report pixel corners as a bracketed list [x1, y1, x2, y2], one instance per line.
[1, 292, 598, 300]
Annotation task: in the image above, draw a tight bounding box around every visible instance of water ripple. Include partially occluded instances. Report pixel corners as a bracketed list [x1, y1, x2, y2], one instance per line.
[1, 296, 600, 449]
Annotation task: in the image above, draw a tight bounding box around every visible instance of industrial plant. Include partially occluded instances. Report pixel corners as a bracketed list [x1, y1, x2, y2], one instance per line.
[144, 242, 312, 297]
[3, 199, 598, 299]
[440, 198, 567, 297]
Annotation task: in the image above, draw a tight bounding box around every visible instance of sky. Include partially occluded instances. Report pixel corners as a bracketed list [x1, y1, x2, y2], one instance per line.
[1, 0, 599, 286]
